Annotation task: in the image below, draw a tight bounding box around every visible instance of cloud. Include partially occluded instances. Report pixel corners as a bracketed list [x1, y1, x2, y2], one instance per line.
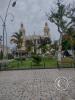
[0, 0, 74, 47]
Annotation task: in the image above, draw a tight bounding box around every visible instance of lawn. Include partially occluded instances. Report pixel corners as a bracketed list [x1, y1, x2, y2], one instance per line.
[3, 57, 74, 70]
[7, 57, 57, 70]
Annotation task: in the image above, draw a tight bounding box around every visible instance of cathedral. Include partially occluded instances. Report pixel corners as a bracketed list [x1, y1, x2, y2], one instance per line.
[14, 22, 51, 56]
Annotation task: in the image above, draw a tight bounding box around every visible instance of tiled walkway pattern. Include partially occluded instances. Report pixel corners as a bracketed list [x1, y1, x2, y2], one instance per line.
[0, 69, 75, 100]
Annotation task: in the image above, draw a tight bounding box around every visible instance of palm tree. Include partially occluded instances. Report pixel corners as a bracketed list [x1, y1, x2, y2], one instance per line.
[11, 32, 23, 50]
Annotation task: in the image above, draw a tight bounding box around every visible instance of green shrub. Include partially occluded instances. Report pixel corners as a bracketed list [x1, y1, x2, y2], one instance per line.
[15, 56, 26, 61]
[8, 53, 14, 59]
[32, 54, 42, 65]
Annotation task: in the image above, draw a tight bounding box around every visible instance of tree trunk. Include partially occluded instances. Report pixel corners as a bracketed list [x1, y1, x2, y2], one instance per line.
[58, 33, 62, 62]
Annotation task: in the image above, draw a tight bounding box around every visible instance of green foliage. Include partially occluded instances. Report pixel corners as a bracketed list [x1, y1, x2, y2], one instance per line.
[26, 40, 33, 53]
[39, 43, 51, 54]
[8, 58, 57, 69]
[40, 44, 47, 54]
[11, 32, 23, 49]
[48, 0, 75, 34]
[8, 53, 14, 59]
[15, 57, 26, 61]
[67, 27, 75, 46]
[32, 54, 42, 65]
[62, 39, 71, 50]
[67, 27, 75, 36]
[51, 41, 58, 50]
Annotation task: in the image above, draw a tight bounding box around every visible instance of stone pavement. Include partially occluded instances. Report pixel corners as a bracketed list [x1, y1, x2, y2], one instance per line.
[0, 69, 75, 100]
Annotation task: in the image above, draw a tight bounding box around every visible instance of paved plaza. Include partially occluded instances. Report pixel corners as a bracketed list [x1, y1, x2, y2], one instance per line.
[0, 69, 75, 100]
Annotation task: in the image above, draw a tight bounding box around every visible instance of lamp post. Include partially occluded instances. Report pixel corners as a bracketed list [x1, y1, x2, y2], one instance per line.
[0, 0, 16, 60]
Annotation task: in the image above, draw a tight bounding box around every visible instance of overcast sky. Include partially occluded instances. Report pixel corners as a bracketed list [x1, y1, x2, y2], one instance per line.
[0, 0, 74, 47]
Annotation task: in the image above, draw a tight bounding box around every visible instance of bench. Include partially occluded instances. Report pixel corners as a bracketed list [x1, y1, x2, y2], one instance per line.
[57, 57, 75, 68]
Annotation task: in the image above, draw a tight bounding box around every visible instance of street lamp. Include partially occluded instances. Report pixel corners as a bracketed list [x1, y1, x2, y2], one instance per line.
[0, 0, 16, 60]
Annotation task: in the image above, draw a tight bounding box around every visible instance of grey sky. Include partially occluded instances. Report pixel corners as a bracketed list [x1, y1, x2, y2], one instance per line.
[0, 0, 74, 47]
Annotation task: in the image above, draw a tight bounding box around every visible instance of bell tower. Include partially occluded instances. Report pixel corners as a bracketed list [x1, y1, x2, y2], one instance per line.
[44, 22, 50, 37]
[19, 23, 26, 50]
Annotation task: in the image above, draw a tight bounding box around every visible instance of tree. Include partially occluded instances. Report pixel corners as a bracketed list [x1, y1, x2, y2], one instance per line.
[67, 27, 75, 59]
[67, 27, 75, 49]
[11, 32, 23, 49]
[48, 0, 75, 35]
[25, 40, 33, 53]
[39, 43, 47, 54]
[32, 54, 42, 65]
[48, 0, 75, 61]
[38, 37, 51, 54]
[62, 37, 71, 50]
[52, 41, 58, 51]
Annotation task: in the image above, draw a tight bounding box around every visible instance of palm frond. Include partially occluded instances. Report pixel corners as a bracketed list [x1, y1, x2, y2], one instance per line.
[10, 31, 23, 49]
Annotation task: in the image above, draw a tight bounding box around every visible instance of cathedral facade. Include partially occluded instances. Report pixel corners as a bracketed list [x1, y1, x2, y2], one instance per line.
[14, 22, 51, 56]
